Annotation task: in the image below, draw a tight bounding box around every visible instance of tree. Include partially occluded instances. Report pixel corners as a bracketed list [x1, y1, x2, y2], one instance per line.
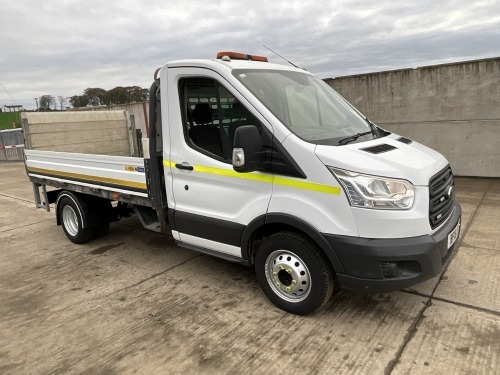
[39, 95, 56, 111]
[57, 96, 67, 110]
[107, 86, 148, 105]
[69, 95, 89, 108]
[141, 88, 149, 101]
[108, 86, 127, 105]
[83, 88, 108, 106]
[68, 85, 149, 107]
[126, 86, 149, 103]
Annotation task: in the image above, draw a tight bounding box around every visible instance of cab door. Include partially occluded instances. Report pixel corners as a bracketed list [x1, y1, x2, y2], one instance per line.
[164, 67, 273, 258]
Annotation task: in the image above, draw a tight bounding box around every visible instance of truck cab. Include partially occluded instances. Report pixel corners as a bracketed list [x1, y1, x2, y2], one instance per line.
[144, 51, 461, 314]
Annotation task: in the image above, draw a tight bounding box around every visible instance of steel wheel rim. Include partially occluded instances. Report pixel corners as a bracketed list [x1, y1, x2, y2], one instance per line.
[62, 205, 79, 237]
[264, 250, 311, 303]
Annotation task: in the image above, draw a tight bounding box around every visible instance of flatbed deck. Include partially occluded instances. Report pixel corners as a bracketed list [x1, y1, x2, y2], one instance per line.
[24, 149, 153, 208]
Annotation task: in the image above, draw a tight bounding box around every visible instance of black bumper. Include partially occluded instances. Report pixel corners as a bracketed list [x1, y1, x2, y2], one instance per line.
[324, 202, 461, 293]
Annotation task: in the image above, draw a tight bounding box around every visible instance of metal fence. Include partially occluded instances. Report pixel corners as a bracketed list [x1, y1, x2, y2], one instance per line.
[0, 129, 25, 161]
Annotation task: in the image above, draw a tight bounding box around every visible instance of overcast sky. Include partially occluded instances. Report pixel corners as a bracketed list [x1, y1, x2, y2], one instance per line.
[1, 0, 499, 110]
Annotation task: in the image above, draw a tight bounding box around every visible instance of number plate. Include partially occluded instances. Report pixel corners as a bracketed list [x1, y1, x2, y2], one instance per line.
[447, 220, 460, 249]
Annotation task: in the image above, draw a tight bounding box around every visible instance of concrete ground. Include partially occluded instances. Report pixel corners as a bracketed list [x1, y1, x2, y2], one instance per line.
[0, 161, 498, 375]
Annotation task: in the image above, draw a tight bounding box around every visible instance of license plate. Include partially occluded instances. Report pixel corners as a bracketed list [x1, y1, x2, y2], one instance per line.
[447, 220, 460, 249]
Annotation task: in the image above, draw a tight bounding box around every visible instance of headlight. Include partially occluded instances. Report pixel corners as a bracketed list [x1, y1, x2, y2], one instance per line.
[328, 167, 415, 210]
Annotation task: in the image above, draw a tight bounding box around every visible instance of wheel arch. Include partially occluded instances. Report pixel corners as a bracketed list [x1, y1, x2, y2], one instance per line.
[56, 190, 112, 229]
[241, 213, 345, 274]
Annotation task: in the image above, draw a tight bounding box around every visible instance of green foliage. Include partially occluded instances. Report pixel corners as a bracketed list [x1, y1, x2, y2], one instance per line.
[84, 88, 108, 106]
[69, 95, 89, 108]
[0, 112, 22, 130]
[34, 84, 149, 111]
[69, 86, 149, 108]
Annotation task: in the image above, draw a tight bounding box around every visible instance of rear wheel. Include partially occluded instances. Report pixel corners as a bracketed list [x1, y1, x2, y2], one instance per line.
[93, 200, 112, 239]
[255, 231, 336, 315]
[93, 222, 110, 239]
[58, 196, 94, 244]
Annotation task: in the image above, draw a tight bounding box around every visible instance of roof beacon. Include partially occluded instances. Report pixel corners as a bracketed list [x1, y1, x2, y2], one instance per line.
[216, 51, 268, 62]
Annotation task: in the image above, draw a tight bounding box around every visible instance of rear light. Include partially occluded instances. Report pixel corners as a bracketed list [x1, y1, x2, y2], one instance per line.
[216, 51, 268, 62]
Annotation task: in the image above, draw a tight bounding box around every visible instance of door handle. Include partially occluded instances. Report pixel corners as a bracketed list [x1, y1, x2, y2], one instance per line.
[175, 162, 193, 171]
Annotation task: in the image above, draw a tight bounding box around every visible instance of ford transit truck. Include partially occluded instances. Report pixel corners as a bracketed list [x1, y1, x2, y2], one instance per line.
[23, 51, 461, 315]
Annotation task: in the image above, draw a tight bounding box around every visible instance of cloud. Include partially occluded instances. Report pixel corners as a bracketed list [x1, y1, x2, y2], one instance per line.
[1, 0, 499, 109]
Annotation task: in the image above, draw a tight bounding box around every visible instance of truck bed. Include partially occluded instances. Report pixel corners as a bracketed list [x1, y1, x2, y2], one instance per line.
[25, 150, 148, 198]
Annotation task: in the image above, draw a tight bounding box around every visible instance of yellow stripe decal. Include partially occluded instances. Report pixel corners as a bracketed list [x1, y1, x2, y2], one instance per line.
[27, 166, 147, 190]
[163, 160, 341, 195]
[273, 176, 341, 195]
[194, 165, 274, 183]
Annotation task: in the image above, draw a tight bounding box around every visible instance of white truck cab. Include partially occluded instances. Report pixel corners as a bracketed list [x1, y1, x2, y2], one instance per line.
[24, 52, 461, 315]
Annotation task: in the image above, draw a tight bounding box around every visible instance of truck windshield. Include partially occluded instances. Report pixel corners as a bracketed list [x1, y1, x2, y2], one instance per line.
[233, 69, 377, 145]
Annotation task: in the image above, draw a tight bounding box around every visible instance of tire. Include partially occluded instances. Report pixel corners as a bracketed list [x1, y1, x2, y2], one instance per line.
[255, 231, 335, 315]
[58, 196, 94, 244]
[92, 200, 112, 239]
[93, 222, 110, 239]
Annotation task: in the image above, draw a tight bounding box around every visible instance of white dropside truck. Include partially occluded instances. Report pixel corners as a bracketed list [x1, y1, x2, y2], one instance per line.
[24, 52, 461, 315]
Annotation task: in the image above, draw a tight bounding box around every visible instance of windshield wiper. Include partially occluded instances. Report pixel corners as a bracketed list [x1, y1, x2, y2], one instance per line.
[338, 131, 372, 145]
[366, 118, 381, 137]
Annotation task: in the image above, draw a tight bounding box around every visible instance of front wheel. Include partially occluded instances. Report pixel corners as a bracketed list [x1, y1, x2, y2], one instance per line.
[255, 231, 336, 315]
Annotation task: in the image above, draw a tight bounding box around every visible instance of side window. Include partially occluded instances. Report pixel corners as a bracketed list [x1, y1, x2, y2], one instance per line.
[180, 77, 261, 162]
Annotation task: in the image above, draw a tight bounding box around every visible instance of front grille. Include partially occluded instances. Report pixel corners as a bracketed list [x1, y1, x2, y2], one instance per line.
[429, 165, 455, 229]
[361, 144, 397, 154]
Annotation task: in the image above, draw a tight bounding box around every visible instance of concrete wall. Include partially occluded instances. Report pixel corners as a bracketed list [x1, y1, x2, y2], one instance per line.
[325, 57, 500, 177]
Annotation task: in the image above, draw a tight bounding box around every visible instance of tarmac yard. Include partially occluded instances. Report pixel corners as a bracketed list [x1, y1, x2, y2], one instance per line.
[0, 161, 498, 374]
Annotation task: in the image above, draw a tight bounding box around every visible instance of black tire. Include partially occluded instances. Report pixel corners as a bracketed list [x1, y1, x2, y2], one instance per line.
[58, 195, 94, 244]
[92, 199, 112, 239]
[93, 222, 110, 239]
[255, 231, 335, 315]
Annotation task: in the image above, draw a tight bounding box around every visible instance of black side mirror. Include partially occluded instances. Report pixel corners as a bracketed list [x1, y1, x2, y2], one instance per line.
[232, 125, 262, 173]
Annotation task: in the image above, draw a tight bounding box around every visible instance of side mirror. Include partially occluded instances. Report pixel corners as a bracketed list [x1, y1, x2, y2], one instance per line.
[232, 125, 262, 173]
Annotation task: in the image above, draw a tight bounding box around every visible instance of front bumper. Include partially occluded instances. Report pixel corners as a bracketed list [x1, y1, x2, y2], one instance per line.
[324, 202, 461, 293]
